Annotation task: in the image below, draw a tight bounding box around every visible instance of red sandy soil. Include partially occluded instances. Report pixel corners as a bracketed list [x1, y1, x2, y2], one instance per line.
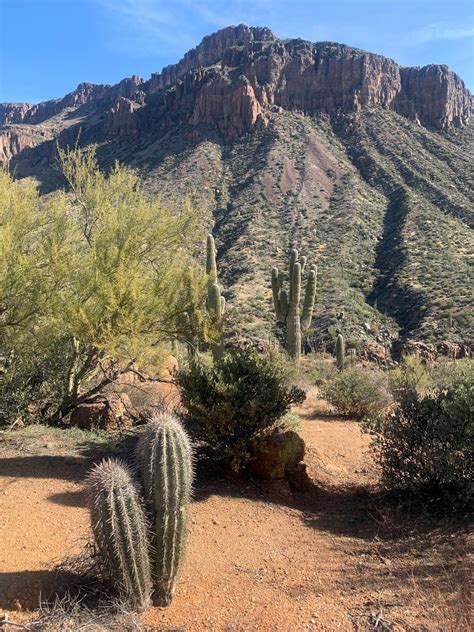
[0, 390, 471, 631]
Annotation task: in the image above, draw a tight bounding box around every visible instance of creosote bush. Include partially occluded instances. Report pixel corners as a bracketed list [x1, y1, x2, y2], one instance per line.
[364, 370, 473, 505]
[321, 365, 392, 419]
[175, 347, 306, 471]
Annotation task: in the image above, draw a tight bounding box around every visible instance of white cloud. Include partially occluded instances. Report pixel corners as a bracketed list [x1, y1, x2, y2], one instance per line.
[413, 23, 474, 43]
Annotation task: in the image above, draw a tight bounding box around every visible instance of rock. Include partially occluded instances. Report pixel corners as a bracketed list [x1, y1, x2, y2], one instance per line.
[106, 96, 143, 136]
[248, 431, 305, 480]
[70, 392, 137, 431]
[286, 462, 313, 492]
[0, 128, 42, 161]
[0, 76, 144, 127]
[395, 65, 471, 129]
[191, 75, 267, 140]
[2, 25, 470, 162]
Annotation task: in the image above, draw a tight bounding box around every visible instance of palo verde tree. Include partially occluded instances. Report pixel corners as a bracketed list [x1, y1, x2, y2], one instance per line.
[0, 147, 208, 424]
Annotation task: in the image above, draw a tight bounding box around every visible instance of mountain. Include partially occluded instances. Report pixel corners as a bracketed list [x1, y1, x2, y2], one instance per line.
[1, 25, 473, 358]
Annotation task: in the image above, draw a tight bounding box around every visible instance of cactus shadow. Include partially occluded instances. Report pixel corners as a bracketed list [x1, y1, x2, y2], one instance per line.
[0, 568, 81, 611]
[0, 455, 89, 483]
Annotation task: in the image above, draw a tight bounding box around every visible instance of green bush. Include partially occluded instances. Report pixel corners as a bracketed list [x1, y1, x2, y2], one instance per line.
[387, 354, 431, 403]
[321, 366, 392, 418]
[365, 372, 473, 505]
[175, 348, 306, 470]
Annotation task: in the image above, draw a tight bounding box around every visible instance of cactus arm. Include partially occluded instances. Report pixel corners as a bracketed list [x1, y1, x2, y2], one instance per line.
[299, 255, 307, 274]
[301, 267, 317, 333]
[288, 248, 298, 303]
[206, 234, 217, 281]
[280, 289, 289, 318]
[336, 333, 345, 371]
[271, 267, 284, 322]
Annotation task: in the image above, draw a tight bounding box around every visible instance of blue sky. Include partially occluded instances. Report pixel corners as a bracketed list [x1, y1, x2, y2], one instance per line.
[1, 0, 473, 103]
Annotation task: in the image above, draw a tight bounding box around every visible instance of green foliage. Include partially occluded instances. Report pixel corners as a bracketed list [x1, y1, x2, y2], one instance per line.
[137, 413, 193, 606]
[365, 371, 474, 505]
[271, 248, 317, 362]
[0, 149, 208, 424]
[87, 458, 152, 611]
[175, 347, 306, 470]
[322, 366, 392, 418]
[387, 354, 431, 401]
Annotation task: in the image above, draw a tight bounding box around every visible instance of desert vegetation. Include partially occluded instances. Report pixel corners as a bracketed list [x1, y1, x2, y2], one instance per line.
[0, 147, 472, 631]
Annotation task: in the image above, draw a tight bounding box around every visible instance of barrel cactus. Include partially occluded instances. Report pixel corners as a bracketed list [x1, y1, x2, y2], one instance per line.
[87, 458, 152, 612]
[137, 412, 193, 606]
[271, 248, 317, 361]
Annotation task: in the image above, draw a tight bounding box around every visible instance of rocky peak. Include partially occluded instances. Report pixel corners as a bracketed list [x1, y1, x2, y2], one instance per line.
[148, 25, 276, 92]
[1, 25, 471, 154]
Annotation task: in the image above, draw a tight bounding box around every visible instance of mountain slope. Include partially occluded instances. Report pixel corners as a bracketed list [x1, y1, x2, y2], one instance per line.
[1, 25, 472, 357]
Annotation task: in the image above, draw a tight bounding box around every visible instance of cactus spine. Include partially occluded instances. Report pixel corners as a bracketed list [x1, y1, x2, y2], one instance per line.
[87, 459, 152, 612]
[271, 249, 317, 361]
[336, 333, 345, 371]
[137, 413, 193, 606]
[206, 234, 225, 361]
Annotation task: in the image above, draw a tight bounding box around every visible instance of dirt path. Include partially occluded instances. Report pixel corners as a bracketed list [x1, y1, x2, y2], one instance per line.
[0, 392, 470, 630]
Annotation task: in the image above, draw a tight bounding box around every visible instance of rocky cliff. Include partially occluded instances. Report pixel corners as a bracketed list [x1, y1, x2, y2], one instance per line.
[1, 25, 471, 155]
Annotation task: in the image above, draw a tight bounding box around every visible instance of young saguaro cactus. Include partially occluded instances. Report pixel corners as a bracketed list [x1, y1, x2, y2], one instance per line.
[87, 459, 152, 612]
[272, 248, 317, 361]
[206, 234, 225, 360]
[137, 413, 193, 606]
[336, 333, 345, 371]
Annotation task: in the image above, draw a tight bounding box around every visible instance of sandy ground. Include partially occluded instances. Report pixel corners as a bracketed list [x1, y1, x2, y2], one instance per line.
[0, 390, 471, 631]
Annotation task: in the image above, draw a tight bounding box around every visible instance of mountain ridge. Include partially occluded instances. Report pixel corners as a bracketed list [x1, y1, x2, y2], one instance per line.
[1, 25, 472, 358]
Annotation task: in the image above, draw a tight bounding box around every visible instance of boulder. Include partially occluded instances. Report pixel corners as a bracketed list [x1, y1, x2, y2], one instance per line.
[248, 431, 305, 480]
[70, 393, 136, 431]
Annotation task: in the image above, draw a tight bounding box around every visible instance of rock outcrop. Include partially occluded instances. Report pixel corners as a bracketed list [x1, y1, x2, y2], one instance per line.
[396, 65, 472, 128]
[0, 25, 471, 156]
[106, 94, 144, 136]
[0, 75, 144, 126]
[0, 128, 40, 161]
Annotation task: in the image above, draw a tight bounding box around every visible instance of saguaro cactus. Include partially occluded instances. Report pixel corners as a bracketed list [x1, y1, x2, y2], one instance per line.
[271, 248, 317, 361]
[336, 333, 345, 371]
[206, 234, 225, 360]
[287, 262, 302, 361]
[87, 459, 152, 612]
[137, 413, 193, 606]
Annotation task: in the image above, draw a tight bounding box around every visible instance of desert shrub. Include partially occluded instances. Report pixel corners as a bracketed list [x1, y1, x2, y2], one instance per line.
[387, 354, 431, 403]
[365, 372, 473, 505]
[429, 358, 473, 391]
[321, 366, 392, 418]
[175, 348, 306, 470]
